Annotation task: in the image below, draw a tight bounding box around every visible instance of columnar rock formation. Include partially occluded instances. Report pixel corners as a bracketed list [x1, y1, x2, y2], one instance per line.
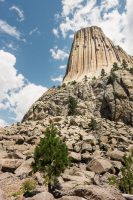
[63, 26, 133, 83]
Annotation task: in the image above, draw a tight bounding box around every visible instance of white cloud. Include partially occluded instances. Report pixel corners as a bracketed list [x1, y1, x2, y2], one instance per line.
[123, 0, 133, 54]
[0, 50, 47, 122]
[52, 28, 59, 37]
[29, 27, 40, 36]
[8, 83, 46, 121]
[61, 0, 84, 16]
[0, 50, 24, 95]
[10, 5, 25, 22]
[101, 0, 119, 11]
[0, 0, 5, 2]
[0, 119, 7, 127]
[51, 75, 63, 82]
[0, 19, 21, 39]
[59, 65, 66, 69]
[50, 46, 69, 61]
[53, 0, 133, 55]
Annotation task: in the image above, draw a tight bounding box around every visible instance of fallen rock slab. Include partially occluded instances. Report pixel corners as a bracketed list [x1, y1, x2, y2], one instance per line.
[64, 185, 126, 200]
[123, 194, 133, 200]
[26, 192, 55, 200]
[87, 158, 112, 174]
[0, 159, 23, 172]
[59, 196, 86, 200]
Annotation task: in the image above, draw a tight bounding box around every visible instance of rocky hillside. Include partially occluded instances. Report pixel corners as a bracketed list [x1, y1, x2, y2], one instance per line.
[23, 66, 133, 126]
[0, 66, 133, 199]
[0, 26, 133, 200]
[63, 26, 133, 83]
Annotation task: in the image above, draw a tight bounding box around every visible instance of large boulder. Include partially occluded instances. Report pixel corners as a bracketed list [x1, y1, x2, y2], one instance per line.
[26, 192, 55, 200]
[87, 158, 113, 174]
[15, 158, 33, 178]
[65, 185, 125, 200]
[0, 159, 22, 172]
[59, 196, 86, 200]
[109, 150, 125, 161]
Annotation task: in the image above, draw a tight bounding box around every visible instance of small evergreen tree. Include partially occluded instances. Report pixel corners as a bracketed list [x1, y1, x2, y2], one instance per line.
[101, 69, 106, 77]
[92, 76, 96, 81]
[32, 124, 70, 192]
[62, 83, 66, 87]
[112, 62, 119, 71]
[109, 151, 133, 194]
[71, 80, 77, 85]
[84, 75, 88, 82]
[129, 67, 133, 75]
[122, 59, 128, 69]
[68, 96, 77, 116]
[88, 117, 97, 130]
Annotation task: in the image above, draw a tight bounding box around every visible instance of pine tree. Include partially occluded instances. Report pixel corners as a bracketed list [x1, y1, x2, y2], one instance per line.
[109, 151, 133, 194]
[112, 62, 119, 71]
[119, 153, 133, 194]
[101, 69, 106, 77]
[68, 96, 77, 116]
[88, 117, 97, 130]
[122, 59, 128, 69]
[32, 123, 70, 192]
[129, 67, 133, 75]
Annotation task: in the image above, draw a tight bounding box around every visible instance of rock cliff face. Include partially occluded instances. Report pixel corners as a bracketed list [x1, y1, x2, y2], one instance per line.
[63, 26, 133, 83]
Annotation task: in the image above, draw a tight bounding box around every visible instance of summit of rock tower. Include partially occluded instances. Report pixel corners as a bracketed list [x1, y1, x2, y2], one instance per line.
[63, 26, 133, 83]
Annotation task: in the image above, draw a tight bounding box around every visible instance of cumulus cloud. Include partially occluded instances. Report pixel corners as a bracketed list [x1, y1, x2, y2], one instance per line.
[53, 0, 133, 55]
[0, 50, 24, 95]
[50, 46, 69, 61]
[10, 6, 25, 22]
[61, 0, 84, 16]
[0, 50, 47, 125]
[51, 75, 63, 82]
[52, 28, 59, 37]
[0, 19, 21, 39]
[8, 83, 46, 121]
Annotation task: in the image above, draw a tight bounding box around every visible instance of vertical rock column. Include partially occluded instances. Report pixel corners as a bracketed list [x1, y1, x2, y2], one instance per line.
[63, 26, 133, 83]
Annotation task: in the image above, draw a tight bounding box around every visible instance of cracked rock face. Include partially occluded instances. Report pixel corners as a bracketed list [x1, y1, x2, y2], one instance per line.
[63, 26, 133, 83]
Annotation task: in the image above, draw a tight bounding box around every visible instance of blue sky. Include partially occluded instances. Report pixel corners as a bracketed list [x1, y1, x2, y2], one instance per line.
[0, 0, 132, 126]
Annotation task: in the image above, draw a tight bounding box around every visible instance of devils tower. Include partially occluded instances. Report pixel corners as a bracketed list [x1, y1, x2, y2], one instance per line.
[63, 26, 133, 83]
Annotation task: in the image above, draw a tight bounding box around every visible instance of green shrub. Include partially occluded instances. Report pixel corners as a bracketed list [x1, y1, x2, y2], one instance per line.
[57, 85, 61, 89]
[92, 76, 96, 81]
[84, 75, 88, 81]
[11, 190, 23, 198]
[101, 69, 106, 77]
[21, 179, 36, 195]
[71, 80, 77, 85]
[32, 123, 70, 192]
[11, 179, 36, 198]
[112, 62, 119, 71]
[109, 152, 133, 194]
[129, 67, 133, 75]
[88, 118, 97, 130]
[68, 96, 77, 116]
[122, 59, 128, 69]
[62, 83, 66, 87]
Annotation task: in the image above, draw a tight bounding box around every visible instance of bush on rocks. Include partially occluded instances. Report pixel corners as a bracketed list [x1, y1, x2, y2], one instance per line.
[32, 123, 70, 192]
[109, 151, 133, 194]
